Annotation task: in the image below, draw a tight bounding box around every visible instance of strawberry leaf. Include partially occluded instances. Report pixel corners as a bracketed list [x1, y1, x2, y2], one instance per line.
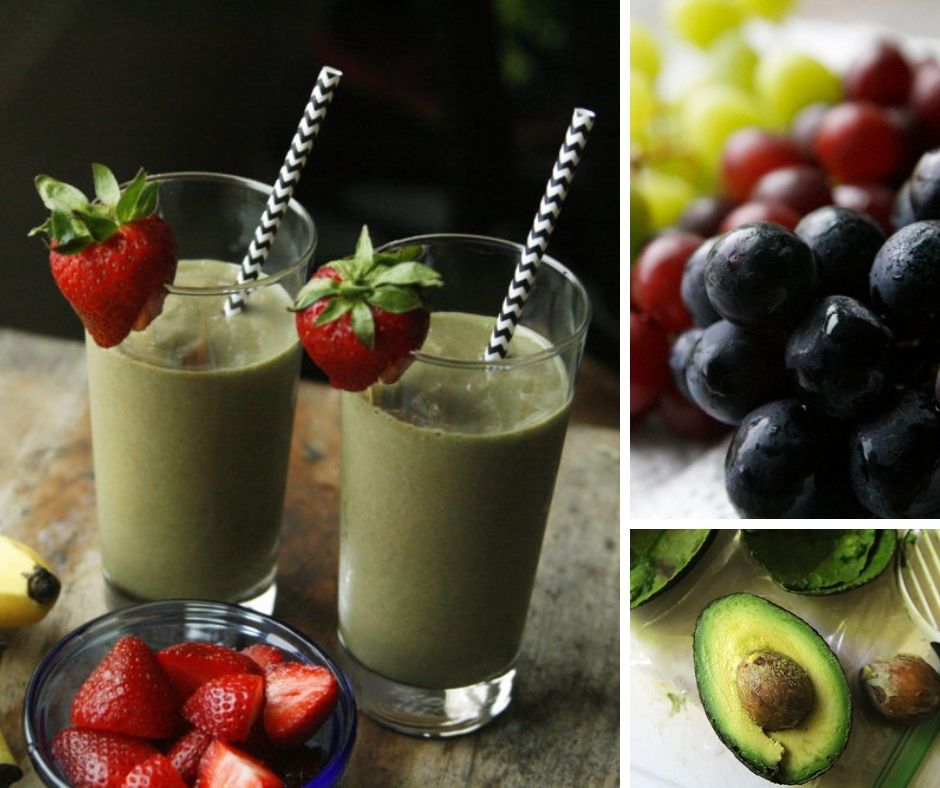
[372, 262, 442, 288]
[136, 182, 159, 218]
[35, 175, 89, 214]
[290, 277, 342, 312]
[73, 210, 119, 243]
[350, 300, 375, 348]
[367, 285, 422, 313]
[374, 245, 423, 265]
[350, 226, 377, 279]
[92, 163, 121, 206]
[116, 168, 148, 223]
[50, 210, 92, 251]
[314, 296, 355, 325]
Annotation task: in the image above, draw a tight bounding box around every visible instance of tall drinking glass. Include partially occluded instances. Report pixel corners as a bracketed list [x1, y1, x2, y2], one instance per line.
[85, 172, 316, 612]
[337, 234, 590, 736]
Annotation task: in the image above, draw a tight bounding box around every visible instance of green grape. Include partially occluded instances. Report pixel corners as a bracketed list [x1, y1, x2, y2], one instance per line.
[678, 83, 762, 173]
[666, 0, 744, 49]
[631, 70, 655, 140]
[634, 167, 697, 230]
[755, 51, 842, 127]
[630, 183, 652, 258]
[630, 21, 661, 79]
[736, 0, 796, 20]
[708, 29, 758, 92]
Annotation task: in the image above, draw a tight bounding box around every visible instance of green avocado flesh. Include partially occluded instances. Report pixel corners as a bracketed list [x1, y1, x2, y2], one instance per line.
[630, 530, 713, 609]
[693, 593, 851, 785]
[743, 530, 897, 594]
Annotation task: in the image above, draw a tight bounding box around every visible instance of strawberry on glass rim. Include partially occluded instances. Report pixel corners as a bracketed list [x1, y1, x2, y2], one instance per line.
[29, 164, 178, 349]
[291, 226, 442, 391]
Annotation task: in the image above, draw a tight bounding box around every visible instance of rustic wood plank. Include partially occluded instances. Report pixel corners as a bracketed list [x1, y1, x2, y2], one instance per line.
[0, 328, 620, 786]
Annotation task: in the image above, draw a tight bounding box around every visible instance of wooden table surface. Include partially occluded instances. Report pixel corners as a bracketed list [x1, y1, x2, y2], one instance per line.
[0, 328, 620, 787]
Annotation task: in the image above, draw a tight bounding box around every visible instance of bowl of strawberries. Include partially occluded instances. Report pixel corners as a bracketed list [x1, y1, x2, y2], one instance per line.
[22, 600, 356, 787]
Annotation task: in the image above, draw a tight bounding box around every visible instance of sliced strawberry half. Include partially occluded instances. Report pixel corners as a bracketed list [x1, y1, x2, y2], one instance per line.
[291, 225, 441, 391]
[262, 663, 339, 748]
[70, 635, 180, 739]
[30, 164, 178, 348]
[194, 740, 283, 788]
[121, 753, 187, 788]
[240, 644, 287, 671]
[167, 727, 213, 784]
[157, 642, 262, 700]
[182, 673, 264, 742]
[51, 727, 159, 788]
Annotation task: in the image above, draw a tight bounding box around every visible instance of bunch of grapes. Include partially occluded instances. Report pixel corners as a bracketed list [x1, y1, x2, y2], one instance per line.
[630, 1, 845, 435]
[632, 22, 940, 517]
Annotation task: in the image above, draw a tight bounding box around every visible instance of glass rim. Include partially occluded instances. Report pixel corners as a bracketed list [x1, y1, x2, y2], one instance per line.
[143, 171, 317, 297]
[376, 233, 592, 370]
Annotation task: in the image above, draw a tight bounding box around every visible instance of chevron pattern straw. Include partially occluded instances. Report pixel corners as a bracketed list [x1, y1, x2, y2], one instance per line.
[225, 66, 343, 316]
[483, 107, 595, 360]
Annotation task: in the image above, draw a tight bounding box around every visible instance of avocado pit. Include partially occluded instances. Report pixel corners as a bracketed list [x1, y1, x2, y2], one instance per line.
[859, 654, 940, 725]
[736, 649, 816, 730]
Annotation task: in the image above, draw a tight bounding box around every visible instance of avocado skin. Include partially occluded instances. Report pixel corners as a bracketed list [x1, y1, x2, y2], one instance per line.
[630, 530, 715, 609]
[742, 529, 897, 595]
[693, 593, 853, 785]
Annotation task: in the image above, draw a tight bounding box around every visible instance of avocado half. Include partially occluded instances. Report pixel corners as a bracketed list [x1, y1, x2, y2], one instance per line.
[693, 593, 852, 785]
[630, 529, 714, 608]
[742, 530, 897, 595]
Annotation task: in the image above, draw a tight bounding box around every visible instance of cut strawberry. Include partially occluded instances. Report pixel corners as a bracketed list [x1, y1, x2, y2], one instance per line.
[182, 673, 264, 742]
[167, 728, 213, 784]
[292, 225, 441, 391]
[51, 727, 159, 788]
[157, 642, 263, 700]
[121, 753, 187, 787]
[262, 663, 339, 748]
[30, 164, 178, 348]
[194, 740, 283, 788]
[240, 644, 287, 671]
[71, 635, 180, 739]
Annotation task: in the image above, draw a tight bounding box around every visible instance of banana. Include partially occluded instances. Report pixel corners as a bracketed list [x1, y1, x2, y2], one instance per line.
[0, 721, 22, 787]
[0, 535, 61, 628]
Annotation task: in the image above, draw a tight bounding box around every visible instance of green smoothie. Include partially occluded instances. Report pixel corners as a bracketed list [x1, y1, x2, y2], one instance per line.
[338, 311, 571, 689]
[85, 259, 301, 602]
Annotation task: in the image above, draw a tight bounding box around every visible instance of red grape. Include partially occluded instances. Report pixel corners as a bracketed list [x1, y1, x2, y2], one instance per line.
[720, 128, 804, 201]
[676, 195, 738, 237]
[814, 101, 904, 183]
[843, 40, 913, 106]
[790, 102, 830, 162]
[831, 182, 895, 233]
[910, 59, 940, 142]
[749, 164, 831, 216]
[632, 232, 701, 332]
[630, 312, 670, 417]
[719, 200, 802, 231]
[657, 378, 728, 441]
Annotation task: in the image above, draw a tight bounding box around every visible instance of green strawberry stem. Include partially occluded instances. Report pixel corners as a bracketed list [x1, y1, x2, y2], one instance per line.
[29, 165, 160, 255]
[291, 226, 442, 349]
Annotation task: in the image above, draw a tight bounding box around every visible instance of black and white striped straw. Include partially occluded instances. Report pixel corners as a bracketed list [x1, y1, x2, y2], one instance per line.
[483, 107, 595, 361]
[225, 66, 343, 316]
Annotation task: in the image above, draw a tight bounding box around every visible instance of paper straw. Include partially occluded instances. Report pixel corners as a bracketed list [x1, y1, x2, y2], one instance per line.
[225, 66, 343, 316]
[482, 107, 595, 361]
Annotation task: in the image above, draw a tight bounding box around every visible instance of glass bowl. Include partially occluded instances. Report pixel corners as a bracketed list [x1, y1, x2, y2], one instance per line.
[23, 600, 357, 786]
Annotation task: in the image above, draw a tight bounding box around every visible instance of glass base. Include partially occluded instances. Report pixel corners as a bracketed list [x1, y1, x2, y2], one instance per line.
[102, 576, 277, 615]
[336, 635, 515, 738]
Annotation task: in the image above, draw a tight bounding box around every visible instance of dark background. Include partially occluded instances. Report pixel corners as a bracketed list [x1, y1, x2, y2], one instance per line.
[2, 0, 619, 379]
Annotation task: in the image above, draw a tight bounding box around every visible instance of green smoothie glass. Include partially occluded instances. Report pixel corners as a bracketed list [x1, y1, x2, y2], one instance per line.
[337, 234, 590, 736]
[85, 172, 316, 612]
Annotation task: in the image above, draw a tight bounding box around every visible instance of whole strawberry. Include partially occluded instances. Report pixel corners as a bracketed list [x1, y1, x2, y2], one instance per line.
[29, 164, 178, 348]
[291, 226, 442, 391]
